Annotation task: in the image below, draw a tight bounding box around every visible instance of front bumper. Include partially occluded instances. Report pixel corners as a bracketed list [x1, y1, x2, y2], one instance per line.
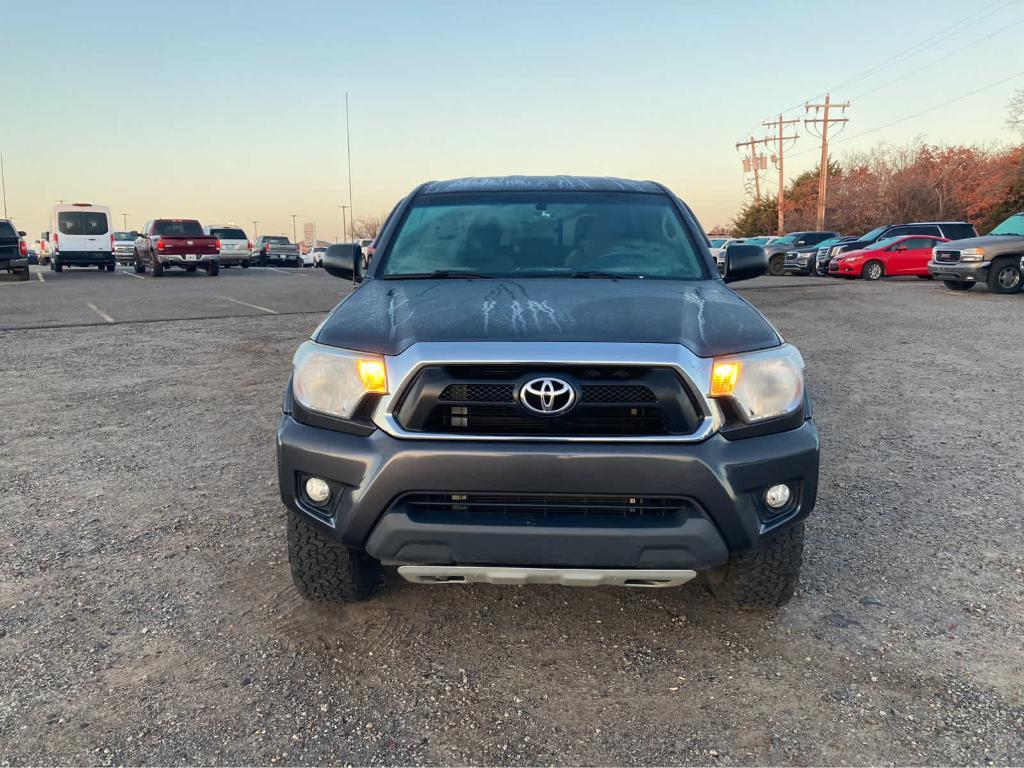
[113, 248, 134, 263]
[927, 259, 990, 282]
[277, 415, 819, 570]
[783, 254, 813, 273]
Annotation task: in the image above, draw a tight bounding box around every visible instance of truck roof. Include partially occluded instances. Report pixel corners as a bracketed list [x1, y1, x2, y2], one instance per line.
[419, 175, 663, 195]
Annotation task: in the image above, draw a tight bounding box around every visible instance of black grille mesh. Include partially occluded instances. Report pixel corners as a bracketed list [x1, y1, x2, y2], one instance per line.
[438, 383, 656, 404]
[403, 493, 690, 526]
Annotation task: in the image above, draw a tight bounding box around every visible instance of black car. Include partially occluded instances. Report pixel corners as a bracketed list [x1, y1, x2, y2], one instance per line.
[816, 221, 978, 275]
[765, 231, 839, 275]
[783, 236, 857, 275]
[277, 176, 819, 609]
[0, 219, 29, 281]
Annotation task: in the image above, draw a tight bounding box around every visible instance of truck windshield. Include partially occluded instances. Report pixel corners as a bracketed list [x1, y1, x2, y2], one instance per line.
[153, 220, 203, 236]
[381, 192, 707, 280]
[989, 214, 1024, 236]
[113, 232, 134, 241]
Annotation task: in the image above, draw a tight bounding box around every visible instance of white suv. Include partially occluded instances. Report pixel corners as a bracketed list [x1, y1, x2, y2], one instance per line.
[205, 225, 251, 268]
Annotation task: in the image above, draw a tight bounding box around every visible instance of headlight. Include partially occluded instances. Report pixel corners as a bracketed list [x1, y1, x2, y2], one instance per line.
[959, 247, 985, 262]
[710, 345, 804, 423]
[291, 341, 387, 420]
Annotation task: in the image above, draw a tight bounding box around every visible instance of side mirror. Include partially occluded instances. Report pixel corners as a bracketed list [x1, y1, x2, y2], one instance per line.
[17, 230, 26, 237]
[723, 244, 768, 283]
[323, 243, 363, 283]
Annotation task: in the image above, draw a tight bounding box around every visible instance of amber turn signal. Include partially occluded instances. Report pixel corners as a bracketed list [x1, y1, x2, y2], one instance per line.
[357, 359, 388, 393]
[710, 361, 741, 397]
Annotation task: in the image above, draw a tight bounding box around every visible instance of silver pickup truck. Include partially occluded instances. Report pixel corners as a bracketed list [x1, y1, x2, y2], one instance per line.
[928, 212, 1024, 294]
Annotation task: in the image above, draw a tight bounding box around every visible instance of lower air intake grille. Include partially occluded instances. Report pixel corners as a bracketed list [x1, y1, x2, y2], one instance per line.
[402, 493, 693, 527]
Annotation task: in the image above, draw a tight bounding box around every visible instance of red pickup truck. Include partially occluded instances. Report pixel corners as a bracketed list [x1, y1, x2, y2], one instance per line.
[133, 219, 220, 276]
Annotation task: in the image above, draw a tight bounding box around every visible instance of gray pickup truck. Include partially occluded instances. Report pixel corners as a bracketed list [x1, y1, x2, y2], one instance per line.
[276, 175, 819, 609]
[928, 212, 1024, 293]
[252, 235, 301, 267]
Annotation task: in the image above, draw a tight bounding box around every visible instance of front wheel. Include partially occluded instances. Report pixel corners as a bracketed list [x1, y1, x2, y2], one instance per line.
[987, 257, 1023, 294]
[862, 260, 884, 281]
[287, 512, 381, 602]
[767, 254, 785, 276]
[134, 252, 146, 273]
[706, 522, 804, 608]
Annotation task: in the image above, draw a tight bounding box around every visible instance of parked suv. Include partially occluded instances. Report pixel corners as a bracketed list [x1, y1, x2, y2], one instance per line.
[764, 231, 838, 275]
[784, 236, 854, 275]
[817, 221, 977, 275]
[277, 176, 819, 609]
[928, 212, 1024, 293]
[205, 225, 251, 267]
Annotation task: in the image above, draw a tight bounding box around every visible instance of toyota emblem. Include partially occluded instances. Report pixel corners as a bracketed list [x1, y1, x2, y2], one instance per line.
[519, 377, 576, 416]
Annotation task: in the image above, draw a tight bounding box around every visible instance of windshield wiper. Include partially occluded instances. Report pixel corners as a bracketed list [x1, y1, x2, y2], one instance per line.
[386, 270, 495, 279]
[570, 271, 644, 279]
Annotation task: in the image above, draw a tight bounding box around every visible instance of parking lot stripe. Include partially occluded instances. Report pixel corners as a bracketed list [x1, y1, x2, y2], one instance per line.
[119, 270, 145, 280]
[218, 296, 279, 315]
[266, 267, 305, 276]
[86, 303, 115, 323]
[37, 272, 45, 282]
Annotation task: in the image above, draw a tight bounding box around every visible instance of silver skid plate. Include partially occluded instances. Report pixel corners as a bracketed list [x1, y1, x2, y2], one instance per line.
[397, 566, 697, 588]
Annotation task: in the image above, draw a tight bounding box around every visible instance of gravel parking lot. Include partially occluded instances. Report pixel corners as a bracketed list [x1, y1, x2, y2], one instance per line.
[1, 267, 1021, 765]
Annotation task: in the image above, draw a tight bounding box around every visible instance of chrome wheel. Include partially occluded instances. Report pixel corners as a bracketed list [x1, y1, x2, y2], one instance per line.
[997, 265, 1021, 290]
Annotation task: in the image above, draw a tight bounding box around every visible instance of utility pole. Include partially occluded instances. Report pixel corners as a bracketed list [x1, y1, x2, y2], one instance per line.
[337, 204, 350, 242]
[345, 92, 354, 229]
[804, 94, 850, 230]
[251, 220, 259, 238]
[735, 136, 771, 201]
[121, 213, 130, 229]
[0, 154, 7, 218]
[762, 114, 801, 235]
[290, 214, 299, 243]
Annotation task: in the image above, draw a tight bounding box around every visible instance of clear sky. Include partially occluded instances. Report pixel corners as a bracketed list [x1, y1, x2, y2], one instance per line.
[3, 0, 1022, 241]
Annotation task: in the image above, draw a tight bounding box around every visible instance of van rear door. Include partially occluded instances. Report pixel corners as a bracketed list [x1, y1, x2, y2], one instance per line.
[57, 210, 110, 254]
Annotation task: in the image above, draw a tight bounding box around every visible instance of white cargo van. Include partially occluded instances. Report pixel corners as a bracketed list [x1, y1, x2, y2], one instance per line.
[42, 203, 115, 272]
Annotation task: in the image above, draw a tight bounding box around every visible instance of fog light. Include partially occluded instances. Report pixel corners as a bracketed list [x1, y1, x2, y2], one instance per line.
[764, 483, 791, 510]
[304, 476, 331, 504]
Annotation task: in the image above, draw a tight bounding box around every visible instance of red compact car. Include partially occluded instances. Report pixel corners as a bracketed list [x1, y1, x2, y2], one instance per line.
[829, 235, 949, 280]
[827, 237, 946, 282]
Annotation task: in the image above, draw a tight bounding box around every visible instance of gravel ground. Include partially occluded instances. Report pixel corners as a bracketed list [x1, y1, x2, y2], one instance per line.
[1, 269, 1022, 765]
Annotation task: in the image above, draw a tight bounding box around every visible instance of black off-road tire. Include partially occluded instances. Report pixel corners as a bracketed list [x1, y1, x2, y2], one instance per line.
[767, 254, 785, 276]
[207, 261, 219, 276]
[134, 252, 146, 273]
[287, 511, 381, 602]
[706, 522, 804, 608]
[862, 260, 884, 281]
[986, 256, 1023, 294]
[943, 280, 973, 291]
[151, 257, 163, 277]
[15, 266, 30, 281]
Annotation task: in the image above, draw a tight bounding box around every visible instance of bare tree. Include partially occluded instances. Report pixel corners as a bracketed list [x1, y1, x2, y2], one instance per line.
[1009, 88, 1024, 142]
[350, 215, 386, 240]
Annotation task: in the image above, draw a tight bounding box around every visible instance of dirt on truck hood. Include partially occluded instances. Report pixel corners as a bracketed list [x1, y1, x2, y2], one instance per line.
[314, 278, 781, 358]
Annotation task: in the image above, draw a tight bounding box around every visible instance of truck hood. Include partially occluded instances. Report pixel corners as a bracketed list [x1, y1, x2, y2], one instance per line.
[939, 234, 1024, 249]
[314, 278, 781, 358]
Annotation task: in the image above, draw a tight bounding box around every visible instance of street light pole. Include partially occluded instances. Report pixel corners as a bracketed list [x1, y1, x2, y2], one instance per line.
[251, 220, 259, 238]
[336, 204, 350, 242]
[290, 214, 299, 244]
[345, 92, 354, 228]
[0, 154, 7, 219]
[121, 213, 130, 229]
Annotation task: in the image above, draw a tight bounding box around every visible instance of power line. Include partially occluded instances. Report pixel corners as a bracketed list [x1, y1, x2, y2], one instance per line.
[737, 0, 1019, 140]
[849, 16, 1024, 103]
